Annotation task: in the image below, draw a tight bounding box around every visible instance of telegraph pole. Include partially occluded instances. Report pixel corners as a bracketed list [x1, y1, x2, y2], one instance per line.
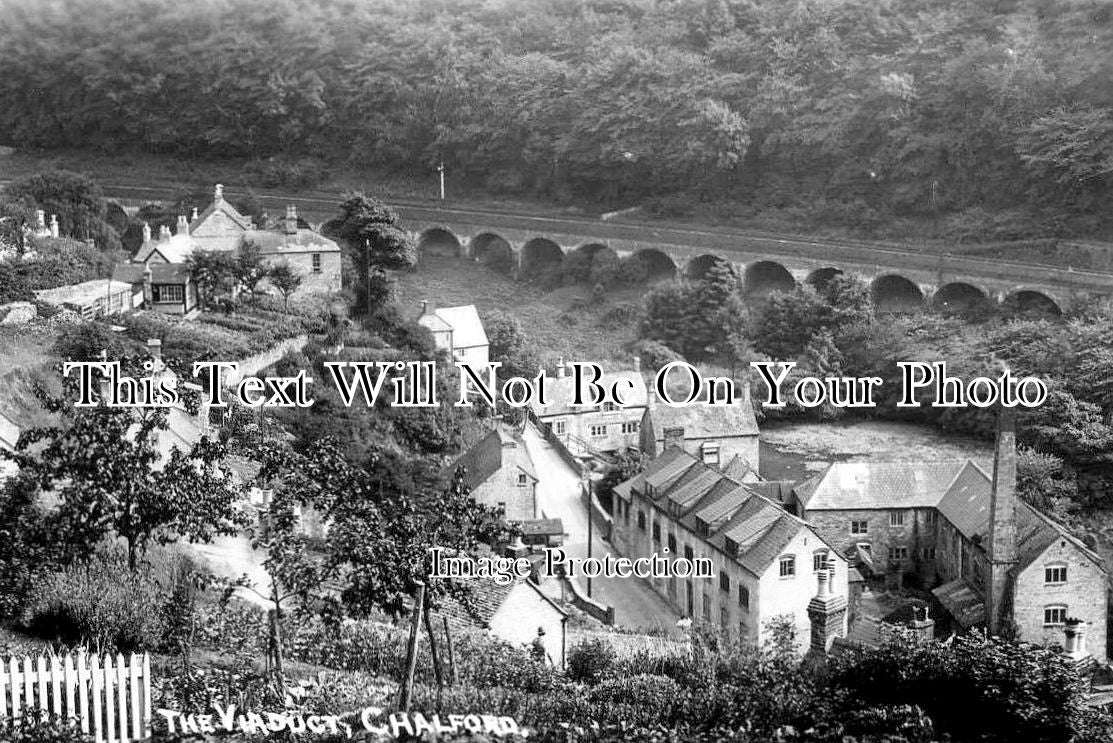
[437, 162, 445, 201]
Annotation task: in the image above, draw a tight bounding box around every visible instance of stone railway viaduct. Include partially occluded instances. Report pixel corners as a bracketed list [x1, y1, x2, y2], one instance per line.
[395, 206, 1113, 316]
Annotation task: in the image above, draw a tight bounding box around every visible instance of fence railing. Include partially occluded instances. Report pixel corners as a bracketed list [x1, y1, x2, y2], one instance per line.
[0, 652, 152, 743]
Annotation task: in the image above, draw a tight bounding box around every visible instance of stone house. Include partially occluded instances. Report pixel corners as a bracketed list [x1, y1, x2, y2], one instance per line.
[794, 407, 1108, 661]
[448, 424, 539, 522]
[612, 447, 848, 655]
[431, 576, 568, 667]
[0, 410, 19, 483]
[639, 382, 760, 473]
[417, 302, 489, 365]
[112, 185, 342, 311]
[530, 359, 648, 458]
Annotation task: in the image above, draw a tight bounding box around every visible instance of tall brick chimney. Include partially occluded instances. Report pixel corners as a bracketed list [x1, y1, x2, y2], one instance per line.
[158, 225, 172, 241]
[807, 561, 847, 655]
[141, 222, 152, 244]
[49, 214, 59, 238]
[176, 215, 189, 236]
[214, 183, 224, 202]
[284, 205, 298, 236]
[986, 379, 1019, 635]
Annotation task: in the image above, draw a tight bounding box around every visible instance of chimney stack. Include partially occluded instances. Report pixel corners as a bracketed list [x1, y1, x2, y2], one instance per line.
[908, 604, 935, 643]
[35, 210, 45, 232]
[420, 300, 431, 316]
[556, 357, 566, 379]
[807, 560, 847, 655]
[633, 355, 641, 373]
[284, 205, 298, 236]
[214, 184, 224, 202]
[49, 214, 59, 238]
[147, 338, 163, 361]
[986, 374, 1019, 635]
[176, 215, 189, 236]
[158, 225, 171, 241]
[191, 207, 198, 221]
[142, 222, 152, 244]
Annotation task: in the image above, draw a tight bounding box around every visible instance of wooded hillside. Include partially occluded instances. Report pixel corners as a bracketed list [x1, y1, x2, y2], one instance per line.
[1, 0, 1110, 237]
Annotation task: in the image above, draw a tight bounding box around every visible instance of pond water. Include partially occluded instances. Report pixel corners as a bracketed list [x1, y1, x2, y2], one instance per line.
[758, 419, 994, 482]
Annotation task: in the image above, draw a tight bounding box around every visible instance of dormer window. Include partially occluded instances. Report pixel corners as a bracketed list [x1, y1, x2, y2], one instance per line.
[701, 441, 720, 466]
[602, 402, 616, 413]
[517, 473, 528, 487]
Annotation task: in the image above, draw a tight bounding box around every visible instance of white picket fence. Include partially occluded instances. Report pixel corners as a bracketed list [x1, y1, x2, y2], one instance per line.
[0, 652, 152, 743]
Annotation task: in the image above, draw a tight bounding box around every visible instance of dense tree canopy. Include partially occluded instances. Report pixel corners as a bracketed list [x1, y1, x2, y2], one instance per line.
[0, 0, 1109, 235]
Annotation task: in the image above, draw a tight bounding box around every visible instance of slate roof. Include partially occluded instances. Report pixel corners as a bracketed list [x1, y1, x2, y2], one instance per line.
[933, 579, 987, 627]
[434, 305, 488, 349]
[113, 261, 192, 285]
[644, 397, 759, 440]
[435, 575, 565, 629]
[448, 425, 536, 491]
[533, 368, 648, 417]
[133, 234, 197, 263]
[795, 461, 970, 510]
[619, 446, 841, 577]
[241, 228, 341, 255]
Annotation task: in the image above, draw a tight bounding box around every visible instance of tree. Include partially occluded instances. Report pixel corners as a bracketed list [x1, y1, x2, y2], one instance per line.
[234, 240, 269, 298]
[484, 309, 541, 379]
[186, 249, 239, 310]
[3, 365, 248, 569]
[268, 262, 303, 312]
[6, 170, 113, 245]
[326, 193, 416, 314]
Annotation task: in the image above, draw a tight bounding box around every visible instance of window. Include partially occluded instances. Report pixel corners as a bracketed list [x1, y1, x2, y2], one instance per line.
[589, 424, 607, 438]
[925, 511, 937, 525]
[720, 607, 728, 628]
[851, 520, 869, 535]
[311, 253, 322, 273]
[701, 442, 720, 466]
[517, 473, 528, 487]
[497, 501, 506, 512]
[720, 571, 730, 592]
[637, 511, 646, 531]
[652, 522, 660, 542]
[1044, 606, 1067, 626]
[602, 402, 616, 413]
[621, 421, 639, 434]
[779, 555, 796, 578]
[553, 419, 566, 435]
[922, 547, 936, 560]
[889, 511, 906, 527]
[684, 544, 694, 561]
[455, 348, 466, 358]
[667, 533, 677, 553]
[813, 550, 829, 572]
[738, 585, 750, 611]
[152, 284, 184, 304]
[702, 594, 711, 622]
[888, 546, 908, 562]
[1045, 565, 1068, 584]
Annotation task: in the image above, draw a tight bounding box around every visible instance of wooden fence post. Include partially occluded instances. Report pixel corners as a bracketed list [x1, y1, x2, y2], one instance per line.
[399, 581, 425, 713]
[442, 616, 458, 686]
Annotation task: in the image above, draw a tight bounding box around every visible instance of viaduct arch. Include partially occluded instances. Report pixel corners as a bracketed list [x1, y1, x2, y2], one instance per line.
[411, 225, 1073, 317]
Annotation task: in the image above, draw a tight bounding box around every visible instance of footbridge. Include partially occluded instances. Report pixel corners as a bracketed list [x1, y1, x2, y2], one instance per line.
[398, 206, 1113, 316]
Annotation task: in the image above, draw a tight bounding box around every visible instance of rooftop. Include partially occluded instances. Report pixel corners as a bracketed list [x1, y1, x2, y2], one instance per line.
[34, 279, 136, 306]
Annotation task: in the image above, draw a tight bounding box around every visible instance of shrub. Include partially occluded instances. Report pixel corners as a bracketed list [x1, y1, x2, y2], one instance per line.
[589, 673, 680, 711]
[566, 637, 616, 684]
[0, 714, 91, 743]
[20, 552, 169, 653]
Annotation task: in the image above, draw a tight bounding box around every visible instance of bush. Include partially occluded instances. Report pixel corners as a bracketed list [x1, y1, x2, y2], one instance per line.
[589, 673, 680, 711]
[566, 637, 616, 684]
[0, 714, 91, 743]
[20, 552, 169, 653]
